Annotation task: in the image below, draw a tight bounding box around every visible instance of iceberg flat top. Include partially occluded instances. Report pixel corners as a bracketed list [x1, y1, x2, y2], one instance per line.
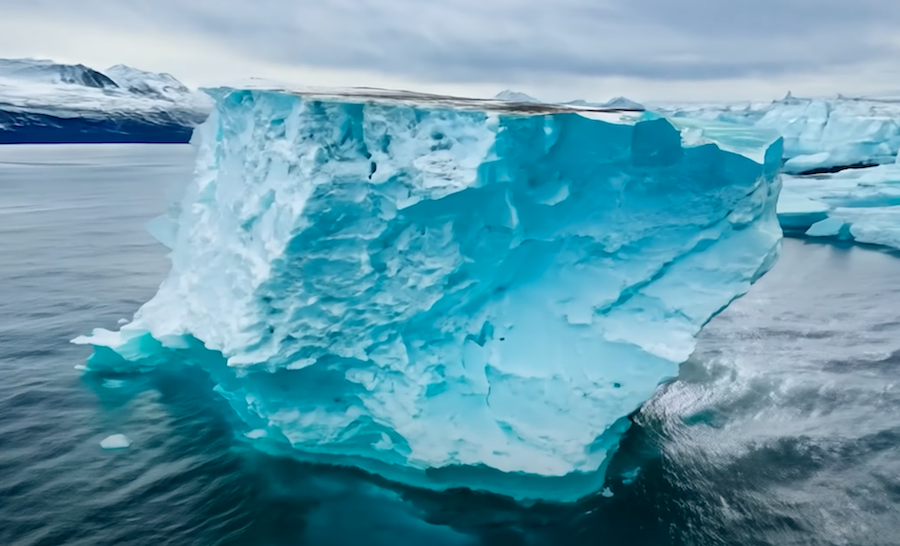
[204, 84, 646, 114]
[204, 85, 777, 167]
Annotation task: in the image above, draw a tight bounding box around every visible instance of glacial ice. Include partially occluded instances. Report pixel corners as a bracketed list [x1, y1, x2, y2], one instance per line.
[659, 94, 900, 174]
[778, 158, 900, 250]
[74, 88, 782, 502]
[100, 434, 131, 449]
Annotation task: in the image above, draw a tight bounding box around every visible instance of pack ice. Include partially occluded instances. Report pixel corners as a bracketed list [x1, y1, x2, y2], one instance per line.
[779, 158, 900, 250]
[74, 87, 783, 501]
[660, 94, 900, 174]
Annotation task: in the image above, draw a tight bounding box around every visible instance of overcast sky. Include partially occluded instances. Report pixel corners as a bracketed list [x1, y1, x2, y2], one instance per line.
[2, 0, 900, 102]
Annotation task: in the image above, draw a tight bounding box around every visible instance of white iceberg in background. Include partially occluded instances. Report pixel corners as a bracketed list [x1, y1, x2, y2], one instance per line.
[493, 90, 541, 103]
[778, 157, 900, 250]
[100, 434, 131, 449]
[74, 88, 782, 502]
[565, 97, 645, 111]
[601, 97, 645, 110]
[657, 94, 900, 174]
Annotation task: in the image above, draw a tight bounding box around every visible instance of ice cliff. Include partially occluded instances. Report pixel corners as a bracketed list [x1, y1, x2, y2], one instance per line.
[74, 87, 783, 502]
[0, 58, 211, 143]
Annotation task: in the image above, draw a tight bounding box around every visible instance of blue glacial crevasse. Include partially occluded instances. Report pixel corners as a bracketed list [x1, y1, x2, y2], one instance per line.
[74, 88, 783, 502]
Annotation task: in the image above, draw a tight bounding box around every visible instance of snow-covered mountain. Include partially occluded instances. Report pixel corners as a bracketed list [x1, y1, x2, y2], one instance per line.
[104, 65, 192, 100]
[493, 89, 541, 103]
[0, 59, 212, 144]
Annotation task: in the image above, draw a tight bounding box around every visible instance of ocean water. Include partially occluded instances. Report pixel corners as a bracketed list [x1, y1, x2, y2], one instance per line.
[1, 144, 898, 546]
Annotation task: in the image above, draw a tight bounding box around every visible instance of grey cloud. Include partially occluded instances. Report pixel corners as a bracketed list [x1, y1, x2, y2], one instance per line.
[6, 0, 900, 83]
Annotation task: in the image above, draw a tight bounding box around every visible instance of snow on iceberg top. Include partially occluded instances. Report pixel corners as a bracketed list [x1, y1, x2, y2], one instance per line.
[0, 58, 211, 122]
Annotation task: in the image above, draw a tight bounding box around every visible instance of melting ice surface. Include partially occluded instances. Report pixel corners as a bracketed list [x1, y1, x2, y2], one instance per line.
[74, 87, 783, 502]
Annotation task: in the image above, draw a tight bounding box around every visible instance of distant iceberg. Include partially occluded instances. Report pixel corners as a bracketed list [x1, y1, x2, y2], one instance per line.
[0, 58, 211, 144]
[778, 158, 900, 250]
[493, 90, 541, 103]
[74, 87, 782, 502]
[658, 94, 900, 174]
[566, 97, 645, 111]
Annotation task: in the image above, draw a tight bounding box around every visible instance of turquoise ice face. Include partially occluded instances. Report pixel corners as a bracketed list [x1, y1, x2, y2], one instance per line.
[75, 88, 783, 502]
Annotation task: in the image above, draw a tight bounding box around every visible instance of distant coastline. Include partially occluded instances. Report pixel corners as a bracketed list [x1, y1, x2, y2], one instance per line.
[0, 58, 210, 144]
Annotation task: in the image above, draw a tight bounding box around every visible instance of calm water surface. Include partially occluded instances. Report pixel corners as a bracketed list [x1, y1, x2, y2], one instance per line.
[1, 144, 898, 546]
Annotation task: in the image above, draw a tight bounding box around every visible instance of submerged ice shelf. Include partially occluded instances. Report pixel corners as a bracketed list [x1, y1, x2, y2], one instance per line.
[74, 87, 783, 502]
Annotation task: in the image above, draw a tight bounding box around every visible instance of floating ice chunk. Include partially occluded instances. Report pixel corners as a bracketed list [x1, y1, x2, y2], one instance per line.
[102, 379, 125, 389]
[806, 217, 849, 238]
[100, 434, 131, 449]
[74, 88, 782, 502]
[621, 468, 641, 485]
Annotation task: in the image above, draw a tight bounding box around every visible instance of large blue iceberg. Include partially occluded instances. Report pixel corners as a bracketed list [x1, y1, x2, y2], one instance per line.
[74, 87, 783, 502]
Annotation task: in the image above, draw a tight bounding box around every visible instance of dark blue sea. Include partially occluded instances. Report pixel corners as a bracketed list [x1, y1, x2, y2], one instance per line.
[2, 144, 899, 546]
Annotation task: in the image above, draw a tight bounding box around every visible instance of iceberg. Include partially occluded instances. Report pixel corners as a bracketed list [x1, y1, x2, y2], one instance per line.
[0, 58, 211, 144]
[659, 94, 900, 174]
[493, 90, 541, 103]
[100, 434, 131, 450]
[778, 158, 900, 250]
[74, 87, 782, 502]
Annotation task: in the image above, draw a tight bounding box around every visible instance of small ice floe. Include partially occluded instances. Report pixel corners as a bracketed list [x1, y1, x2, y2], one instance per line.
[244, 429, 268, 439]
[117, 318, 129, 325]
[621, 468, 642, 485]
[102, 379, 125, 389]
[100, 434, 131, 449]
[601, 487, 614, 498]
